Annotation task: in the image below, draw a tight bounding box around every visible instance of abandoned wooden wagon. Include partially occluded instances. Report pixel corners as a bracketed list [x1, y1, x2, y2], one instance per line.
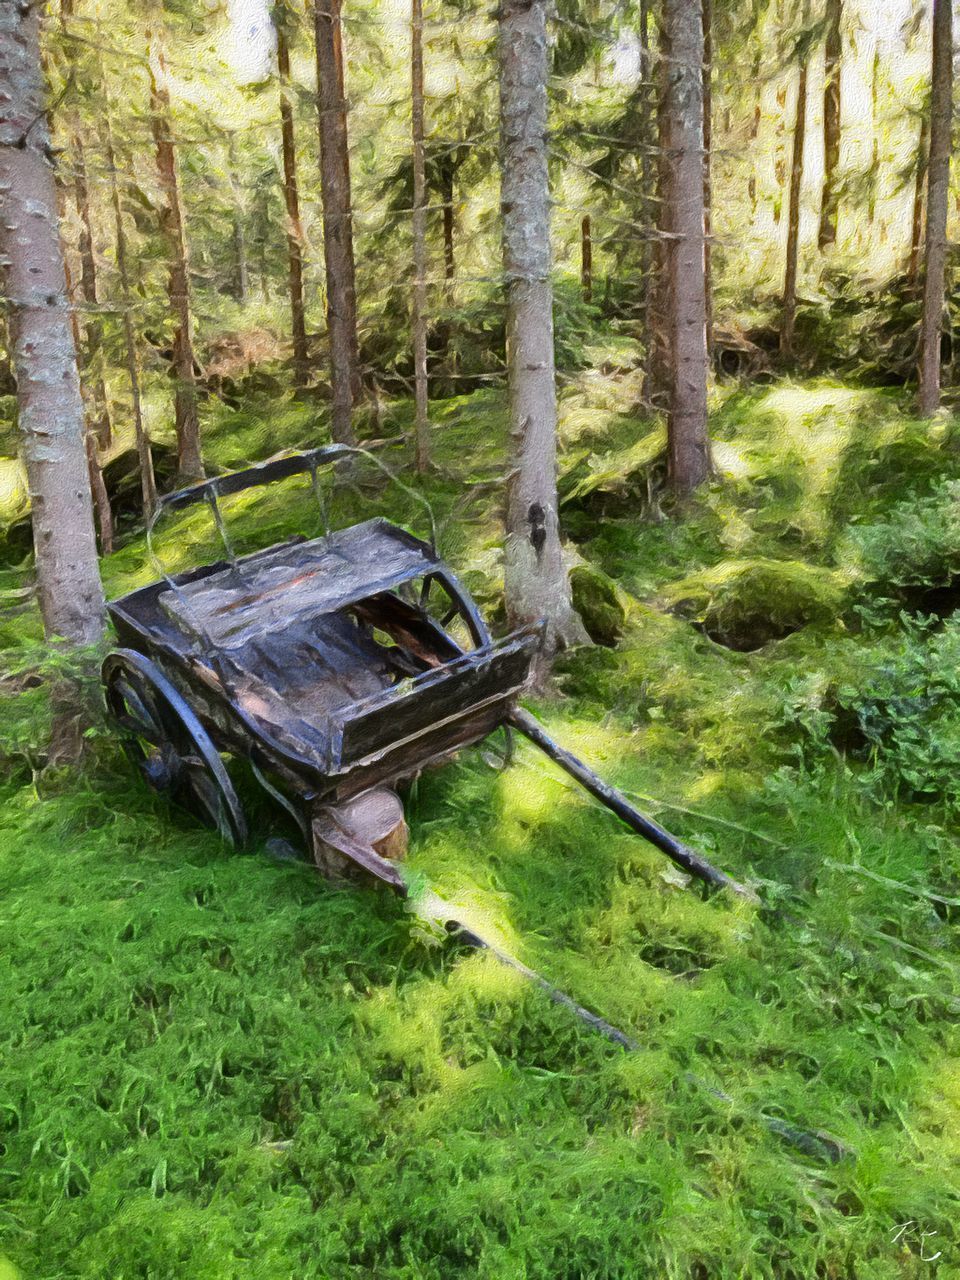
[103, 445, 746, 897]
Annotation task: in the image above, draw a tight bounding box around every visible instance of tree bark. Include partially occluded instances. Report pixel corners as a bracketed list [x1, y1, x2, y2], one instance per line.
[702, 0, 713, 355]
[661, 0, 711, 495]
[646, 19, 672, 413]
[70, 136, 112, 448]
[148, 27, 204, 482]
[411, 0, 430, 471]
[498, 0, 586, 657]
[441, 163, 455, 285]
[0, 2, 105, 644]
[639, 0, 659, 389]
[918, 0, 953, 415]
[867, 45, 880, 225]
[818, 0, 842, 250]
[580, 215, 593, 302]
[62, 218, 113, 556]
[104, 106, 157, 518]
[227, 136, 249, 305]
[276, 17, 309, 390]
[314, 0, 358, 445]
[908, 110, 930, 287]
[780, 5, 809, 358]
[747, 6, 762, 210]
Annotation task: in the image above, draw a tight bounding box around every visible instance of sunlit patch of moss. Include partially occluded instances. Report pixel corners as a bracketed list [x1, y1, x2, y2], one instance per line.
[663, 557, 849, 651]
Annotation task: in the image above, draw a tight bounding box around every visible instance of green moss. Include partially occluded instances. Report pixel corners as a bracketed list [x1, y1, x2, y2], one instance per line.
[570, 564, 626, 647]
[663, 557, 848, 651]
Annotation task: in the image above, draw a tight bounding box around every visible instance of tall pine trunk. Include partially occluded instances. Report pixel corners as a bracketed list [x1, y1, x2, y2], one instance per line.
[909, 111, 930, 287]
[59, 0, 110, 448]
[661, 0, 711, 495]
[411, 0, 430, 471]
[314, 0, 358, 445]
[498, 0, 586, 657]
[148, 27, 204, 482]
[104, 105, 157, 518]
[0, 1, 104, 644]
[702, 0, 713, 355]
[71, 136, 112, 448]
[646, 14, 672, 413]
[227, 136, 249, 305]
[276, 17, 309, 390]
[62, 218, 113, 556]
[918, 0, 953, 415]
[780, 5, 809, 357]
[818, 0, 841, 250]
[580, 215, 593, 302]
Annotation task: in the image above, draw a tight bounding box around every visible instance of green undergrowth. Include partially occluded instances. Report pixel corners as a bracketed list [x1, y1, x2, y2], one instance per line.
[3, 374, 960, 1277]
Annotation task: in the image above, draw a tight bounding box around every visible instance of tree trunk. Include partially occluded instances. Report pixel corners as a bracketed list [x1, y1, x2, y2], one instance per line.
[227, 136, 249, 305]
[918, 0, 953, 415]
[702, 0, 713, 356]
[780, 6, 809, 358]
[314, 0, 358, 445]
[639, 0, 658, 382]
[747, 28, 761, 209]
[646, 19, 672, 413]
[0, 2, 105, 644]
[276, 17, 310, 391]
[867, 45, 880, 225]
[441, 165, 455, 285]
[661, 0, 711, 496]
[908, 110, 930, 287]
[70, 136, 112, 448]
[63, 232, 113, 556]
[498, 0, 586, 657]
[104, 106, 157, 518]
[148, 27, 204, 482]
[580, 215, 593, 302]
[818, 0, 842, 250]
[411, 0, 430, 471]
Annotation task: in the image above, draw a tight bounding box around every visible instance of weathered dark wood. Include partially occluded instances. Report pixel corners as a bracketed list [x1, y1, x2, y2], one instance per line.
[161, 521, 440, 647]
[334, 629, 540, 771]
[508, 708, 754, 898]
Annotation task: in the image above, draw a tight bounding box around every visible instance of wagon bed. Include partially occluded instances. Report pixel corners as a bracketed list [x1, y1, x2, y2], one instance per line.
[104, 444, 747, 899]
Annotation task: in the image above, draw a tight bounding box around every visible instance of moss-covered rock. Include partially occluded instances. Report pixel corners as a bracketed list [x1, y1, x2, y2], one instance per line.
[570, 563, 627, 647]
[663, 557, 847, 651]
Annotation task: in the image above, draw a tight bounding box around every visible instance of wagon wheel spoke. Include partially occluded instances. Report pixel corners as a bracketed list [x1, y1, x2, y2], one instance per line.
[113, 678, 166, 747]
[103, 650, 247, 850]
[179, 759, 233, 841]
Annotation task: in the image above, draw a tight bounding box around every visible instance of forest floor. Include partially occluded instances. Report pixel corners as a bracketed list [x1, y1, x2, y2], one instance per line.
[2, 365, 960, 1279]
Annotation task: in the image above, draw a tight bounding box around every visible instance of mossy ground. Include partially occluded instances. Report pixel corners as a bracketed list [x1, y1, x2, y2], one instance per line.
[2, 372, 960, 1278]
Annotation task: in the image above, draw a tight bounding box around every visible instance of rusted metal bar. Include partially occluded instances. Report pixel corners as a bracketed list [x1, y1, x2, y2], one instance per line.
[507, 708, 754, 899]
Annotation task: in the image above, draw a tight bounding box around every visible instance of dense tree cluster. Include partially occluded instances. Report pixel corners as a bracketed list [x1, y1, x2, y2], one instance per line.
[0, 0, 955, 653]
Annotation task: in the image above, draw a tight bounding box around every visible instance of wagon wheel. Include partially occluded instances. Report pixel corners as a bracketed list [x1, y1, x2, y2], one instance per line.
[103, 649, 248, 849]
[413, 573, 486, 649]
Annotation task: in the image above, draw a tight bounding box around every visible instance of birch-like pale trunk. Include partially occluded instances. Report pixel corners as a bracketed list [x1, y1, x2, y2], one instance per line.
[498, 0, 586, 657]
[0, 2, 104, 644]
[780, 2, 809, 357]
[314, 0, 358, 445]
[662, 0, 711, 495]
[411, 0, 430, 472]
[818, 0, 842, 250]
[276, 16, 309, 390]
[148, 28, 204, 483]
[918, 0, 953, 415]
